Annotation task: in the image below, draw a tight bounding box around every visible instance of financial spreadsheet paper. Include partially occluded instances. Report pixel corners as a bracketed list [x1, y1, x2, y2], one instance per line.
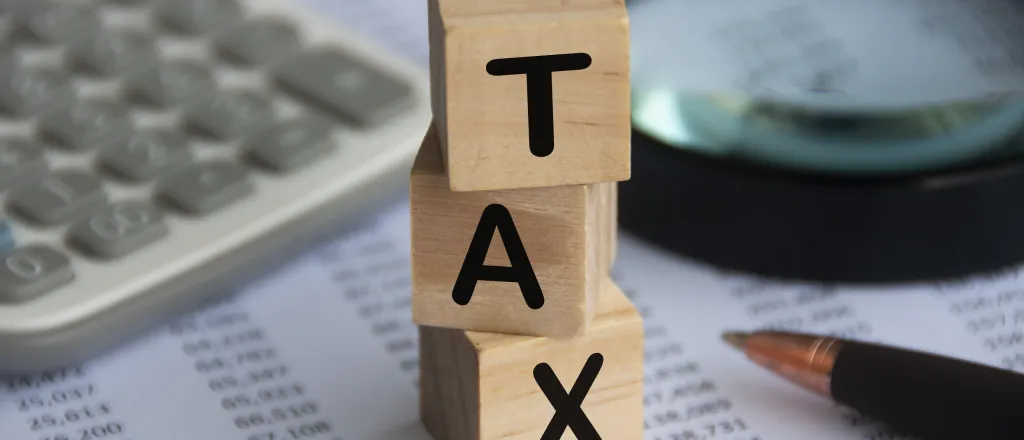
[2, 1, 1023, 440]
[1, 200, 1020, 440]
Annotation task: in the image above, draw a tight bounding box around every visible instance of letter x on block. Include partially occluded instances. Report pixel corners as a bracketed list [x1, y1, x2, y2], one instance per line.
[534, 353, 605, 440]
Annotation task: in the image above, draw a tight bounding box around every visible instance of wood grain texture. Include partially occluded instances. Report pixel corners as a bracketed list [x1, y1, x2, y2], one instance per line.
[411, 123, 607, 337]
[427, 0, 631, 192]
[419, 277, 644, 440]
[609, 181, 618, 266]
[598, 182, 617, 274]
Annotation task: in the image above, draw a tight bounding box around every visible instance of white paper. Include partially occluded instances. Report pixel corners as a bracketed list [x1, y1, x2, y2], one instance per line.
[3, 198, 1022, 440]
[630, 0, 1024, 110]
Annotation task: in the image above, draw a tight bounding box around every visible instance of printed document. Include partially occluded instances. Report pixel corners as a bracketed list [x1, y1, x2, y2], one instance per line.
[1, 200, 1021, 440]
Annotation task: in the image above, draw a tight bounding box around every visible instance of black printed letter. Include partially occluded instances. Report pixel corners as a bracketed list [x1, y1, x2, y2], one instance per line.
[486, 53, 592, 157]
[451, 204, 544, 309]
[534, 353, 604, 440]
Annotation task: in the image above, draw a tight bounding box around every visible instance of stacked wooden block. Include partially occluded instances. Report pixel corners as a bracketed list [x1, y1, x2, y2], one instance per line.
[411, 1, 643, 439]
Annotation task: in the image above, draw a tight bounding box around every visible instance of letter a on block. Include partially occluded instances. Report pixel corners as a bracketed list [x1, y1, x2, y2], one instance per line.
[452, 204, 544, 309]
[411, 123, 605, 337]
[428, 0, 631, 192]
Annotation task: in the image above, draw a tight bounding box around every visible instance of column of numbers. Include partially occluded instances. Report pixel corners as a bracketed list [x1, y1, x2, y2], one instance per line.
[166, 297, 334, 440]
[5, 366, 128, 440]
[616, 271, 762, 440]
[317, 236, 419, 386]
[934, 283, 1024, 372]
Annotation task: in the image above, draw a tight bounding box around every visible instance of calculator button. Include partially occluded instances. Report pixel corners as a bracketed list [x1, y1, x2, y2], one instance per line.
[8, 171, 107, 226]
[158, 161, 253, 215]
[15, 2, 101, 44]
[0, 245, 74, 303]
[69, 31, 157, 76]
[0, 140, 47, 190]
[184, 90, 275, 139]
[272, 48, 413, 127]
[125, 61, 216, 108]
[214, 18, 300, 66]
[156, 0, 244, 35]
[41, 99, 133, 151]
[98, 130, 191, 182]
[247, 117, 336, 172]
[0, 67, 73, 116]
[0, 221, 13, 253]
[68, 200, 168, 259]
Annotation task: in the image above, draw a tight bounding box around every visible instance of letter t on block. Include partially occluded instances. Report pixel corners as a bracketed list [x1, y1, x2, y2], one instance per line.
[410, 123, 606, 338]
[428, 0, 631, 192]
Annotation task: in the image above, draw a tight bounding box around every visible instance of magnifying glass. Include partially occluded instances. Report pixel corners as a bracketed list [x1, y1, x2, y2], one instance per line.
[620, 0, 1024, 283]
[633, 92, 1024, 175]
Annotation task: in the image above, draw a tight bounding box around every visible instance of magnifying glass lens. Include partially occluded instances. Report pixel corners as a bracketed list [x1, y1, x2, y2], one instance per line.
[631, 90, 1024, 175]
[627, 0, 1024, 175]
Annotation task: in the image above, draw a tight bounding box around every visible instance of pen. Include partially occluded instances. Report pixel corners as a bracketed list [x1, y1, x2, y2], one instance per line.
[722, 330, 1024, 440]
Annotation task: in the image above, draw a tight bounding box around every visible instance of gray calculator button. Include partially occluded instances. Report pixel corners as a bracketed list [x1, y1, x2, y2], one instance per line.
[16, 2, 101, 44]
[159, 161, 252, 215]
[0, 245, 73, 302]
[99, 130, 190, 182]
[0, 67, 73, 116]
[70, 31, 157, 76]
[69, 200, 168, 259]
[185, 90, 274, 139]
[8, 171, 107, 226]
[247, 117, 336, 172]
[126, 61, 216, 107]
[0, 140, 47, 190]
[214, 18, 300, 66]
[156, 0, 243, 34]
[272, 48, 413, 127]
[41, 99, 133, 151]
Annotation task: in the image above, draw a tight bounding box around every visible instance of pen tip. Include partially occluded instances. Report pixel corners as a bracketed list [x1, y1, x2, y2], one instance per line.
[721, 331, 750, 350]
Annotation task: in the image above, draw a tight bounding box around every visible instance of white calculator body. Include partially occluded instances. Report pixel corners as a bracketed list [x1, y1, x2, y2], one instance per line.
[0, 0, 432, 373]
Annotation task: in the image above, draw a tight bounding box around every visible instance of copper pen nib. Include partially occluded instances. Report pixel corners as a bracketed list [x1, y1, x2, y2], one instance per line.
[721, 330, 842, 397]
[722, 331, 750, 350]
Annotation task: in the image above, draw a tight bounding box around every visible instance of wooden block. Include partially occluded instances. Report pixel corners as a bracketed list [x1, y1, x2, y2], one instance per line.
[419, 278, 644, 440]
[411, 123, 605, 337]
[609, 182, 618, 265]
[427, 0, 631, 192]
[597, 182, 618, 274]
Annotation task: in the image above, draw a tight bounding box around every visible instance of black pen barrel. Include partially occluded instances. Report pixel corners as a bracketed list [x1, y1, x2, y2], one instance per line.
[830, 340, 1024, 440]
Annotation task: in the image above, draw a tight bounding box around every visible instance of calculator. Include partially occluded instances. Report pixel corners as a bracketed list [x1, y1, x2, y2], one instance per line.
[0, 0, 432, 373]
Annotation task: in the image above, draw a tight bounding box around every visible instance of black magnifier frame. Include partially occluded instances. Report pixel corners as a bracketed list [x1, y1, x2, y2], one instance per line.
[619, 123, 1024, 284]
